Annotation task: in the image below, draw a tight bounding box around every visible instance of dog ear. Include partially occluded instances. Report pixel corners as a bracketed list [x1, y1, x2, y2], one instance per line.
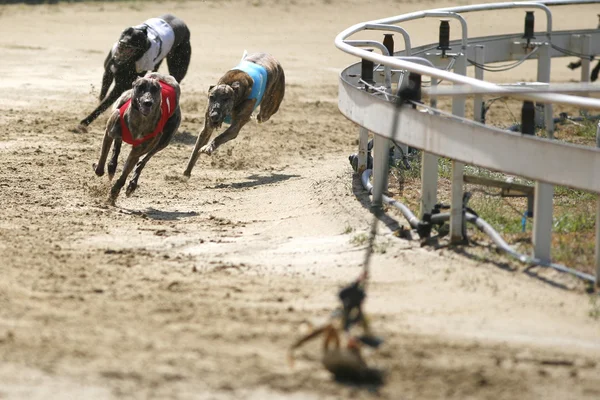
[122, 27, 134, 36]
[208, 85, 215, 94]
[132, 76, 142, 87]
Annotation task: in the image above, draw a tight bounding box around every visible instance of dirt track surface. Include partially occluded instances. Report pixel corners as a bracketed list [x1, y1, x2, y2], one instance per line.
[1, 1, 600, 399]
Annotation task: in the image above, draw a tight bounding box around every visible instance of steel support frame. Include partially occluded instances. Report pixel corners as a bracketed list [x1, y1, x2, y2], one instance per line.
[420, 78, 439, 218]
[473, 45, 485, 123]
[533, 41, 554, 263]
[450, 53, 467, 242]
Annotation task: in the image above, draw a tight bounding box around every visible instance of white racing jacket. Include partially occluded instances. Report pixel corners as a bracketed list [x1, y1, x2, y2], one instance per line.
[112, 17, 175, 73]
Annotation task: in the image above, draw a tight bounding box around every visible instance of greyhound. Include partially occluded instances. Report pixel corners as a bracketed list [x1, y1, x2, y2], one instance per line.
[79, 14, 190, 131]
[93, 72, 181, 205]
[183, 52, 285, 177]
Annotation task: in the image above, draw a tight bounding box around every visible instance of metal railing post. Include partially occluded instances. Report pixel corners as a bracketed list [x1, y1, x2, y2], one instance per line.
[581, 34, 591, 85]
[537, 42, 553, 138]
[473, 45, 485, 123]
[531, 39, 554, 263]
[420, 76, 439, 218]
[580, 34, 591, 117]
[450, 52, 467, 242]
[357, 126, 369, 173]
[372, 134, 390, 208]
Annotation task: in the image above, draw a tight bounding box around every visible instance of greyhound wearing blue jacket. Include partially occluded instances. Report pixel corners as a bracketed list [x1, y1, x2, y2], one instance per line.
[183, 52, 285, 177]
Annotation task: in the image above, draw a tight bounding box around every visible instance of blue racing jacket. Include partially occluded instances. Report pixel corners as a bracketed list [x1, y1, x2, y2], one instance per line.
[224, 60, 268, 124]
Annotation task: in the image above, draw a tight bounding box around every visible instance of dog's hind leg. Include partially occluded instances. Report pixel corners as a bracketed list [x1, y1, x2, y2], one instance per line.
[257, 67, 285, 123]
[167, 40, 192, 83]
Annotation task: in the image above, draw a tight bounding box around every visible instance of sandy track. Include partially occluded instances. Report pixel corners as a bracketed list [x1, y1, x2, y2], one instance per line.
[0, 1, 599, 399]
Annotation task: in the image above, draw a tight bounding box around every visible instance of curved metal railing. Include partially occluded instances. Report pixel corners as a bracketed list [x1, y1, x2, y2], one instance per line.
[335, 0, 600, 285]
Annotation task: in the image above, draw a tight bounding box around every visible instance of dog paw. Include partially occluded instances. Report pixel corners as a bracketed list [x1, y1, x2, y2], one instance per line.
[200, 143, 215, 155]
[126, 182, 137, 197]
[93, 163, 105, 177]
[72, 124, 88, 134]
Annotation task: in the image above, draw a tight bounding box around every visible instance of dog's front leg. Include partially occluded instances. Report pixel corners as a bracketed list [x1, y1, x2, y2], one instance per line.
[108, 139, 122, 180]
[183, 118, 216, 177]
[127, 142, 162, 197]
[109, 147, 142, 205]
[201, 100, 254, 156]
[93, 110, 120, 176]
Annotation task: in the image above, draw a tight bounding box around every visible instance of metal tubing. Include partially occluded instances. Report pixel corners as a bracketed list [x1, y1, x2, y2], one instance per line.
[533, 182, 554, 263]
[334, 3, 600, 110]
[361, 169, 423, 228]
[361, 169, 595, 283]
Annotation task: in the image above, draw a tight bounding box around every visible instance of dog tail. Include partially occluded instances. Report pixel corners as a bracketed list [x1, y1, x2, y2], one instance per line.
[240, 49, 248, 61]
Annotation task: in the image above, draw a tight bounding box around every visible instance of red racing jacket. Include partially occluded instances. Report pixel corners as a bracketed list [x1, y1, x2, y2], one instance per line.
[119, 81, 177, 146]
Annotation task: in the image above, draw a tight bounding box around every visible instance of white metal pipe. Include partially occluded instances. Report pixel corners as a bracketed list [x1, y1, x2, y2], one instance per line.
[335, 2, 600, 110]
[425, 82, 600, 97]
[364, 23, 412, 56]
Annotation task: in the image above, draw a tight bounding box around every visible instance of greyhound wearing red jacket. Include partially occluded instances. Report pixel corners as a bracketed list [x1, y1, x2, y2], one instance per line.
[93, 72, 181, 205]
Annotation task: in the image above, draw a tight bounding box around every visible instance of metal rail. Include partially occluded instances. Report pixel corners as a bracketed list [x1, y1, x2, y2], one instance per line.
[336, 0, 600, 286]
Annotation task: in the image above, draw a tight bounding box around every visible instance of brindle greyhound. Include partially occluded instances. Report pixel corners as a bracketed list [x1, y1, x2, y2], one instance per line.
[183, 52, 285, 177]
[78, 14, 190, 131]
[93, 72, 181, 205]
